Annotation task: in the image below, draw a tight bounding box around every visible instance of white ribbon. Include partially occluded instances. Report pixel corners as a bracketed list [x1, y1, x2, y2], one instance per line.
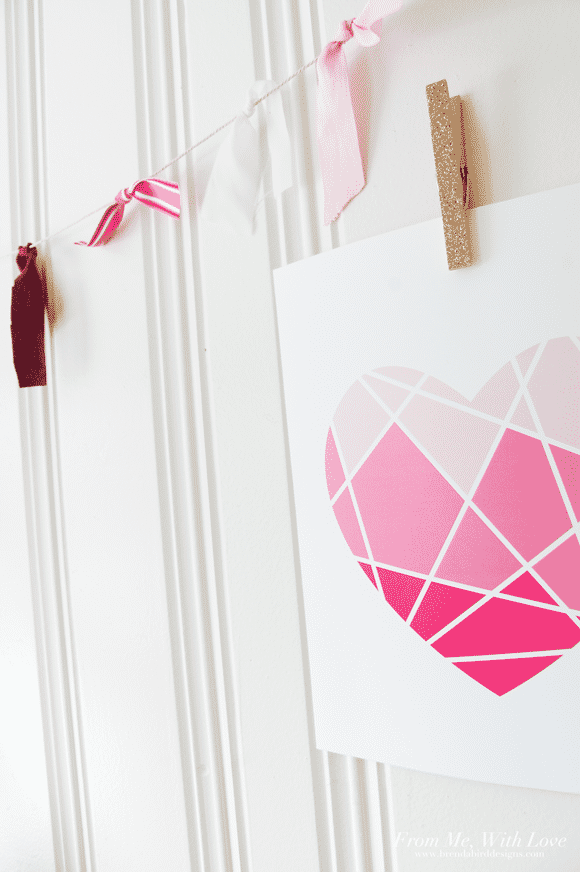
[201, 80, 292, 234]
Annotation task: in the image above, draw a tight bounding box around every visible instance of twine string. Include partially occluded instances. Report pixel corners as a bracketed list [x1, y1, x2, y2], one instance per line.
[1, 57, 318, 261]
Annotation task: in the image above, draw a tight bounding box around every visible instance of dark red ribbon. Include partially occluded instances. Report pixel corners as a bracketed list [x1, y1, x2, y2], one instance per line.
[11, 244, 47, 388]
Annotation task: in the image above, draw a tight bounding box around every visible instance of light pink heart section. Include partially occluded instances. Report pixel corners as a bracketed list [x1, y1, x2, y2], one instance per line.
[326, 338, 580, 695]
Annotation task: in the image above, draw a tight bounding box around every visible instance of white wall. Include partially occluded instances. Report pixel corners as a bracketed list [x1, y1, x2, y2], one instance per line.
[1, 1, 580, 871]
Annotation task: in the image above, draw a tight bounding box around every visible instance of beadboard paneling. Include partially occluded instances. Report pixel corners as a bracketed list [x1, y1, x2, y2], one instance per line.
[3, 2, 580, 872]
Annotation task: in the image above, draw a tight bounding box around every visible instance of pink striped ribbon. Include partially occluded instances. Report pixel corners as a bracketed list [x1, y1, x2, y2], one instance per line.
[317, 0, 401, 225]
[76, 178, 180, 246]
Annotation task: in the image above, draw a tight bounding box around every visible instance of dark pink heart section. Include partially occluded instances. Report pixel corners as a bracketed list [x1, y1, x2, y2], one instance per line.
[326, 338, 580, 695]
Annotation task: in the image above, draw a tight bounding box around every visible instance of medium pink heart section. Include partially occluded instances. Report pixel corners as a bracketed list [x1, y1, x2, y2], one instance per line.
[326, 338, 580, 695]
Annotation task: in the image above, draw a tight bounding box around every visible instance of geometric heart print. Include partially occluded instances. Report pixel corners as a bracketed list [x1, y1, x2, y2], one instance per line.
[325, 337, 580, 695]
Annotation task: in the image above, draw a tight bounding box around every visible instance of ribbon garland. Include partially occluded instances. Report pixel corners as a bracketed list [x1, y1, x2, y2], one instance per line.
[5, 1, 406, 387]
[316, 0, 402, 225]
[1, 0, 404, 263]
[76, 178, 181, 247]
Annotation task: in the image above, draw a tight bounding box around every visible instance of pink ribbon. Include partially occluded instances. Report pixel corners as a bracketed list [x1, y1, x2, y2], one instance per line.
[317, 0, 401, 224]
[76, 178, 180, 246]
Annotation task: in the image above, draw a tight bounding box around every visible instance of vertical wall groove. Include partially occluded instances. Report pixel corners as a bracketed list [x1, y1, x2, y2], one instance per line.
[5, 1, 94, 870]
[129, 1, 254, 869]
[245, 2, 341, 870]
[170, 1, 256, 868]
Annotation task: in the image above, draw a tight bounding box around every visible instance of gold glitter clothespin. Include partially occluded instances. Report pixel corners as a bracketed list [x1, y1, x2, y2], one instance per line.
[426, 79, 472, 270]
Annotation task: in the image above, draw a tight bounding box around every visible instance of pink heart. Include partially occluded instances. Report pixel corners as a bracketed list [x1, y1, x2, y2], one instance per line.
[326, 338, 580, 695]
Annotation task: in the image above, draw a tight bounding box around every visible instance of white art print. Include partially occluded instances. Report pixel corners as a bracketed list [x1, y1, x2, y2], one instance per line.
[274, 183, 580, 792]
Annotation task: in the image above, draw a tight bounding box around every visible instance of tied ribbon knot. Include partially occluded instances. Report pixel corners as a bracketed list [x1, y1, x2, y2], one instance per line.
[316, 0, 401, 224]
[76, 177, 180, 247]
[333, 17, 380, 49]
